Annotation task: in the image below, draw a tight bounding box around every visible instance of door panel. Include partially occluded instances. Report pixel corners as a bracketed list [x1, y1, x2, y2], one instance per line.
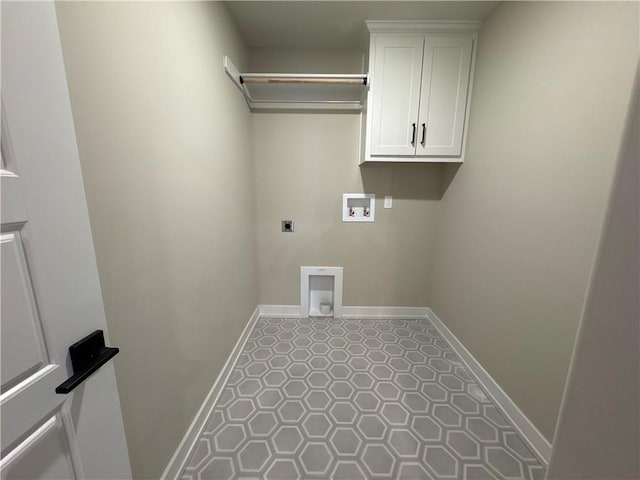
[417, 35, 473, 157]
[1, 2, 131, 478]
[0, 108, 76, 477]
[370, 36, 424, 156]
[1, 231, 48, 392]
[1, 124, 27, 225]
[1, 416, 77, 480]
[0, 172, 26, 225]
[1, 367, 67, 462]
[0, 119, 69, 459]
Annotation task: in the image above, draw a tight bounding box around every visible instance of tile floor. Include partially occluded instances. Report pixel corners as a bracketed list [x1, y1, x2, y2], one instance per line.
[181, 317, 546, 480]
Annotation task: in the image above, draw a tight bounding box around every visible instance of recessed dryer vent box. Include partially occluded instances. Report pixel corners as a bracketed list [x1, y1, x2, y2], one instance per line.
[343, 193, 375, 222]
[300, 266, 343, 318]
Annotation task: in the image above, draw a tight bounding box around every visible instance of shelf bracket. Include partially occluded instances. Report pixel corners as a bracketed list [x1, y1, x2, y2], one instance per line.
[224, 56, 253, 108]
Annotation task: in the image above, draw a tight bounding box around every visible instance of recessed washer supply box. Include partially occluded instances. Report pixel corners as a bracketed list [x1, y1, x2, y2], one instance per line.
[343, 193, 375, 222]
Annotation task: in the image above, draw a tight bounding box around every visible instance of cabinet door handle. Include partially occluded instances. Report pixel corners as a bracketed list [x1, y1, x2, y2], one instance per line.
[411, 123, 416, 146]
[421, 123, 426, 146]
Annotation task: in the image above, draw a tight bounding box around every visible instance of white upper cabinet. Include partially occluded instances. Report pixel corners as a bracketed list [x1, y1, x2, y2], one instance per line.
[369, 36, 424, 156]
[417, 35, 473, 157]
[362, 22, 480, 163]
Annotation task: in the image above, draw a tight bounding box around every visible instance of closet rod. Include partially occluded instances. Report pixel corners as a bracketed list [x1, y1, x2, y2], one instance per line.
[240, 76, 367, 86]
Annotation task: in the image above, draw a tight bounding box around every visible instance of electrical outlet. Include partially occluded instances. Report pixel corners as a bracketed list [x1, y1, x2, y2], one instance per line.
[282, 220, 294, 232]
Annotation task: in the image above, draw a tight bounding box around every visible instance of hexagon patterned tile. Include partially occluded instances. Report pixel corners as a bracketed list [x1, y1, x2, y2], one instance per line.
[180, 317, 546, 480]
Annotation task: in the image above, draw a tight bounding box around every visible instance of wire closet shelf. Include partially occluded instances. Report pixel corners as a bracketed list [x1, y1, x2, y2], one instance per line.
[224, 56, 368, 111]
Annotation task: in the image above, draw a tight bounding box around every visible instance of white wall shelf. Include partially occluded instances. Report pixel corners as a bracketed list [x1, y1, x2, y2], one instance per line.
[224, 56, 368, 112]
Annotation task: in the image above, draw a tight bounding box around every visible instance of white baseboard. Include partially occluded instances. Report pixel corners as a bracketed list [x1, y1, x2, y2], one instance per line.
[161, 306, 261, 480]
[258, 304, 429, 318]
[258, 304, 301, 317]
[343, 306, 429, 318]
[426, 308, 551, 465]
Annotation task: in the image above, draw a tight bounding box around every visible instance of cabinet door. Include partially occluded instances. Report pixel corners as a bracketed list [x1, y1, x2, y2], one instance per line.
[416, 35, 473, 157]
[369, 36, 424, 156]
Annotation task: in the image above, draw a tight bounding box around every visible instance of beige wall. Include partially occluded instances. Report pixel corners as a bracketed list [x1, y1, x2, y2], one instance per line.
[427, 1, 639, 440]
[251, 49, 444, 306]
[55, 3, 258, 478]
[547, 66, 639, 479]
[249, 48, 365, 74]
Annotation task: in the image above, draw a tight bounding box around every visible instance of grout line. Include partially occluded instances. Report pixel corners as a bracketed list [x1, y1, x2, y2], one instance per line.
[163, 304, 550, 479]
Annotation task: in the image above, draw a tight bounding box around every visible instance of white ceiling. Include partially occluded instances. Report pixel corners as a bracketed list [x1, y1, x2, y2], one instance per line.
[224, 1, 498, 49]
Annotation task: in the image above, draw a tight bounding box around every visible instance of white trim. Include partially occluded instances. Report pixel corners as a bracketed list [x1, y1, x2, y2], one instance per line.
[160, 306, 261, 480]
[426, 308, 552, 465]
[343, 306, 429, 318]
[366, 20, 481, 34]
[258, 305, 429, 319]
[258, 305, 301, 318]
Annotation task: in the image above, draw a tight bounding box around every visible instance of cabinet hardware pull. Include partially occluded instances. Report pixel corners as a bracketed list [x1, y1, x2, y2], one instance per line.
[411, 123, 416, 146]
[421, 123, 426, 146]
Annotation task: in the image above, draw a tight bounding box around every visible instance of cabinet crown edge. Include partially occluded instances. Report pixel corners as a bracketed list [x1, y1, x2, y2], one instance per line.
[366, 20, 481, 34]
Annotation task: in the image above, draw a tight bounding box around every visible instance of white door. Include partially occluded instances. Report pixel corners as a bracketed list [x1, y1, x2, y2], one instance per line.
[369, 36, 424, 156]
[0, 3, 131, 479]
[416, 35, 473, 157]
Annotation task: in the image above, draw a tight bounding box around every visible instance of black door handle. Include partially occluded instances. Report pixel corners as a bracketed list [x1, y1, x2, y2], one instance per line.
[411, 123, 416, 146]
[55, 330, 119, 394]
[421, 123, 426, 146]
